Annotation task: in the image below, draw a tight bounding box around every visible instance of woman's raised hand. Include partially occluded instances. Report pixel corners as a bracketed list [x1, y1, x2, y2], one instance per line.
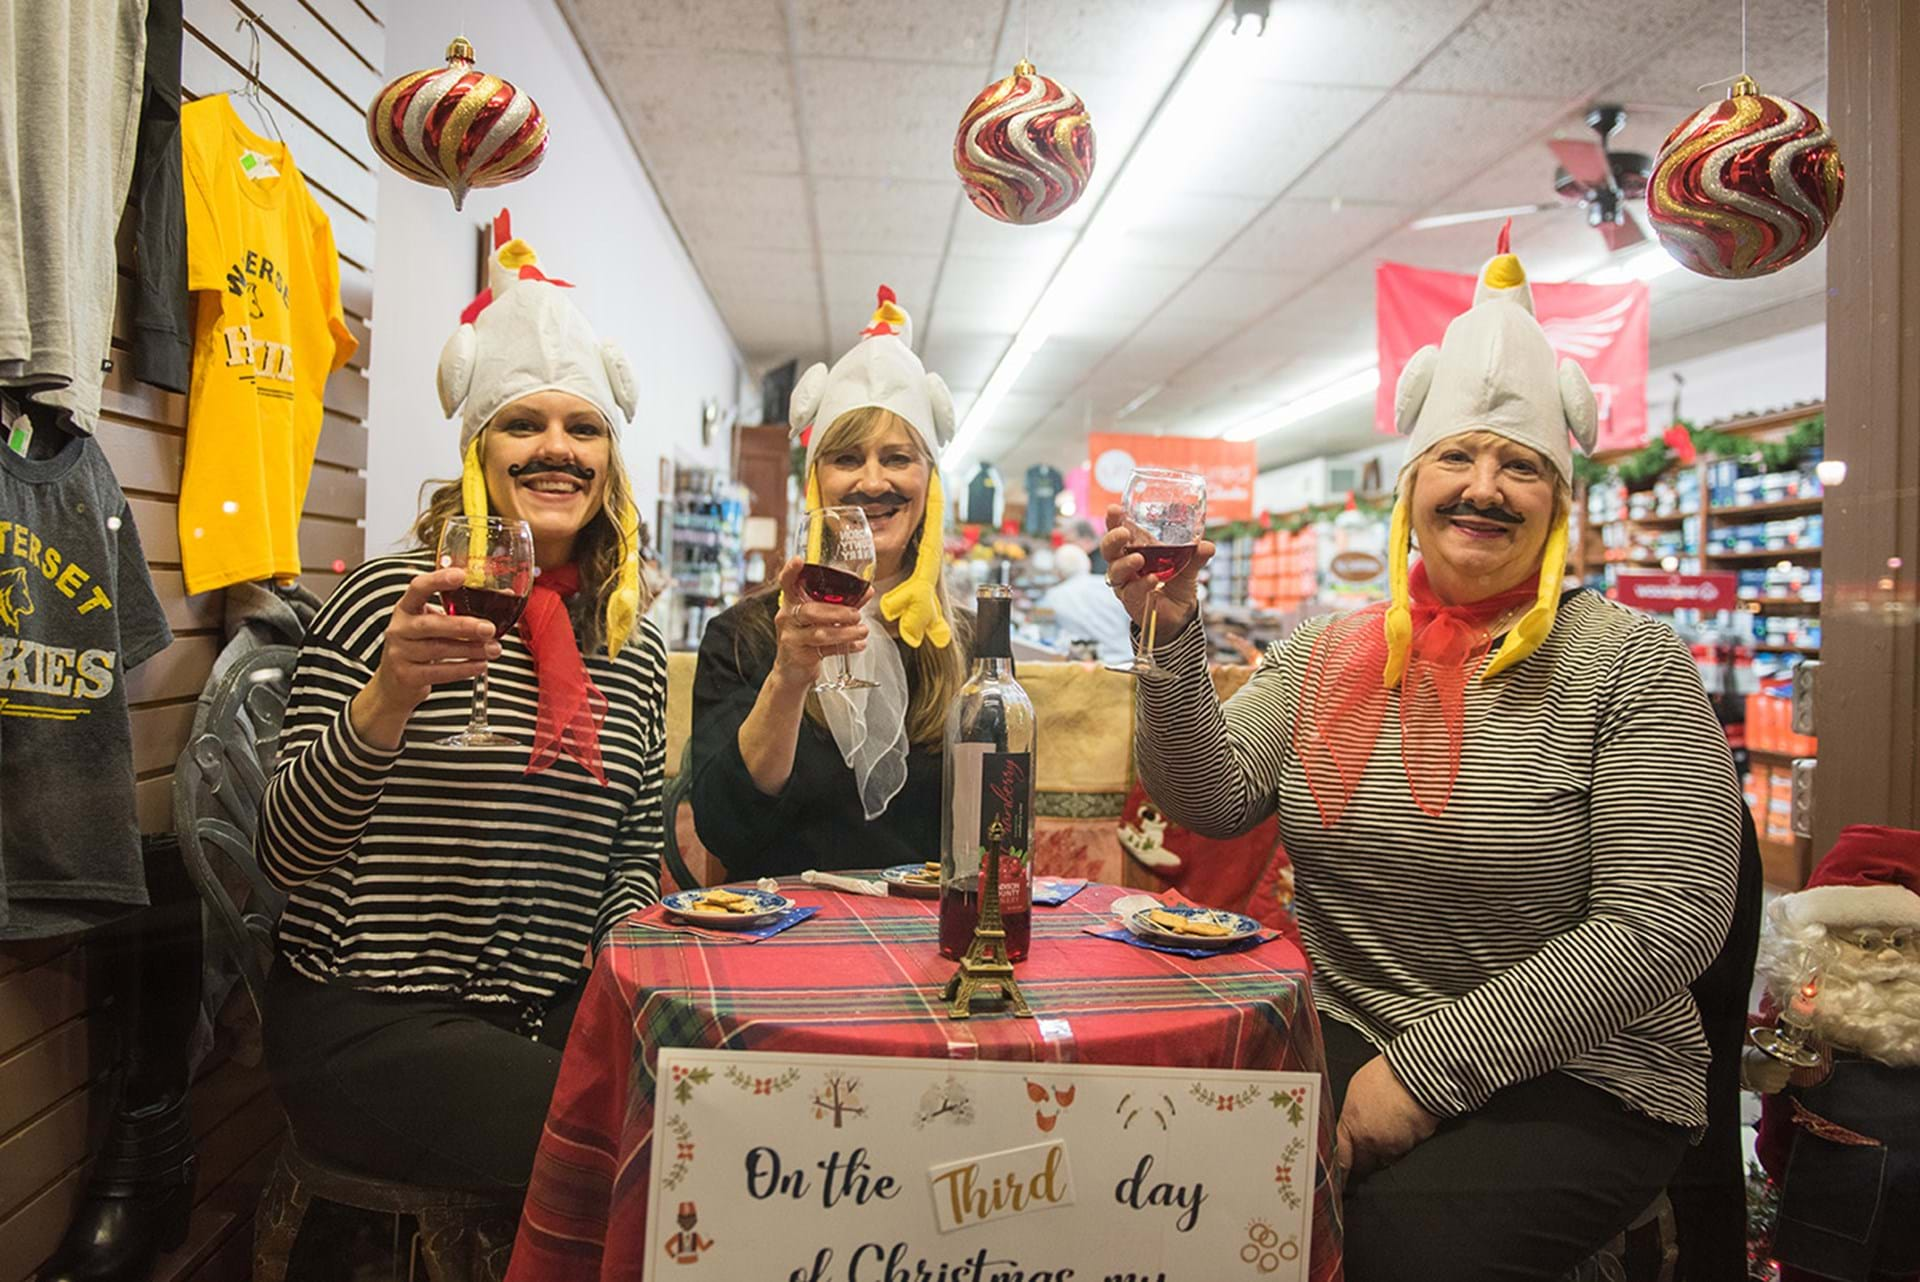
[351, 567, 503, 749]
[1099, 504, 1216, 637]
[771, 556, 869, 689]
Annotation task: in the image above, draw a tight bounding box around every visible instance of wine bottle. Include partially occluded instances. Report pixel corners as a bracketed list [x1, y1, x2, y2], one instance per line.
[940, 583, 1036, 961]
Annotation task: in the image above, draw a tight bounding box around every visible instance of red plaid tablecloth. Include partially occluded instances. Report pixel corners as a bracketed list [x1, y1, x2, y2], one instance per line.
[507, 880, 1343, 1282]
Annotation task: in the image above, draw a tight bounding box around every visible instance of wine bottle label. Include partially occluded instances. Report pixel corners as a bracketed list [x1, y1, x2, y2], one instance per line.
[948, 743, 1032, 876]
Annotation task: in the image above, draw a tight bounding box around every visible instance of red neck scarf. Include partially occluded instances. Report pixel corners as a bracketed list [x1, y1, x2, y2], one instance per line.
[519, 562, 607, 786]
[1295, 561, 1540, 827]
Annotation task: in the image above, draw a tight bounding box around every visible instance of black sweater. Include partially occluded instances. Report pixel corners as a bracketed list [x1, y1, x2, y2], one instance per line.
[690, 593, 966, 879]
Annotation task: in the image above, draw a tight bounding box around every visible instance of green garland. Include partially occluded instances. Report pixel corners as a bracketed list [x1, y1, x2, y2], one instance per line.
[1208, 494, 1396, 542]
[1578, 414, 1824, 491]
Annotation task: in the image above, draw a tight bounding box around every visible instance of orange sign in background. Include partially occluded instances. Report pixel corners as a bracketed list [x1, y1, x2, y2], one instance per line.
[1086, 434, 1257, 523]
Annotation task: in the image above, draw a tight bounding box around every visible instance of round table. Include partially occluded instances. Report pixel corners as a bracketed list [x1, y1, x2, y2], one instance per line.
[506, 878, 1341, 1282]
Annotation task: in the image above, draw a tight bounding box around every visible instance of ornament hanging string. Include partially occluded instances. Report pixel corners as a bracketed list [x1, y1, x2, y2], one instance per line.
[1694, 0, 1750, 95]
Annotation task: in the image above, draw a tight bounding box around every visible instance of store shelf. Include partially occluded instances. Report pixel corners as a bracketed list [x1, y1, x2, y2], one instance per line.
[1623, 512, 1695, 528]
[1740, 597, 1822, 613]
[1709, 496, 1824, 521]
[1758, 834, 1810, 891]
[1749, 747, 1812, 765]
[1706, 547, 1823, 564]
[1752, 644, 1820, 655]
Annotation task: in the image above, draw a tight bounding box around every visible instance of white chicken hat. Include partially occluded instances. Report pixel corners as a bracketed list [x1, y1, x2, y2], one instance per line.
[788, 286, 957, 648]
[1385, 225, 1600, 686]
[435, 210, 643, 656]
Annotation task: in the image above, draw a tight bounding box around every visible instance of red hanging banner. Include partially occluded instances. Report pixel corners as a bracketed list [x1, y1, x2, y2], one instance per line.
[1086, 433, 1257, 522]
[1375, 261, 1651, 451]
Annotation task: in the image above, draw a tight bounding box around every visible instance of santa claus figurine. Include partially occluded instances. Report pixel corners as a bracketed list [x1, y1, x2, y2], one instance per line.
[1744, 824, 1920, 1282]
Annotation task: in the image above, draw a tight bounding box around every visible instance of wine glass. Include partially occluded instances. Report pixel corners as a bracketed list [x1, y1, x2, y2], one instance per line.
[1107, 467, 1207, 680]
[793, 506, 878, 692]
[436, 515, 535, 746]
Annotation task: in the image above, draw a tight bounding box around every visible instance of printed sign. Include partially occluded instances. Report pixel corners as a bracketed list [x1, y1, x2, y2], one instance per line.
[1613, 571, 1739, 613]
[1086, 434, 1257, 523]
[646, 1048, 1320, 1281]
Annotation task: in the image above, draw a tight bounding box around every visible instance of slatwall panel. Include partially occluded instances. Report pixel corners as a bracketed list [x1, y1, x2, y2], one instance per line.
[0, 4, 382, 1280]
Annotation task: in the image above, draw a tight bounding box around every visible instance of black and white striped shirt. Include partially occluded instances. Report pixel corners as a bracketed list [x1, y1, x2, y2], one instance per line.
[258, 553, 666, 1006]
[1136, 590, 1741, 1131]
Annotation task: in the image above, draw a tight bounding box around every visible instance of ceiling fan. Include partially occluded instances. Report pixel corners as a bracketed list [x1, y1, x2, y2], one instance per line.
[1410, 105, 1653, 251]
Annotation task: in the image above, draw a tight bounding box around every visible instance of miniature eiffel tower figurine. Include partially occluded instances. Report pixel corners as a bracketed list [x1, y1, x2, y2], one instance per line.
[944, 820, 1032, 1020]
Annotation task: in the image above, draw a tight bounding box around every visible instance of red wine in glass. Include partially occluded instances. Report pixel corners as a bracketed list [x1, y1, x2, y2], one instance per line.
[441, 586, 529, 636]
[797, 563, 868, 607]
[1134, 543, 1196, 580]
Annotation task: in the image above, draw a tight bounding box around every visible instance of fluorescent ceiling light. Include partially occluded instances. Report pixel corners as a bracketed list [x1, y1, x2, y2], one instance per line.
[1408, 204, 1554, 232]
[1221, 366, 1380, 442]
[1583, 244, 1682, 285]
[944, 14, 1257, 469]
[1115, 381, 1165, 420]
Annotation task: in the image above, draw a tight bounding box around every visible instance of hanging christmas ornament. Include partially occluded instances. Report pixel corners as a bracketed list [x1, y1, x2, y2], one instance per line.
[366, 37, 548, 211]
[1647, 75, 1844, 279]
[954, 60, 1095, 225]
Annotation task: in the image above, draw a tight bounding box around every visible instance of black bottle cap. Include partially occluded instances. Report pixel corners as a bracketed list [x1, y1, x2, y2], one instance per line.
[975, 584, 1012, 658]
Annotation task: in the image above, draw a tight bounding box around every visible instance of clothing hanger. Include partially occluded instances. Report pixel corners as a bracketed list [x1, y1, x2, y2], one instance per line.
[228, 15, 284, 144]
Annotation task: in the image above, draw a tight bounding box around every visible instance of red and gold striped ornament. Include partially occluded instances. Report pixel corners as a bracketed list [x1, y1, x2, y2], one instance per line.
[366, 37, 548, 211]
[954, 60, 1095, 225]
[1648, 75, 1844, 279]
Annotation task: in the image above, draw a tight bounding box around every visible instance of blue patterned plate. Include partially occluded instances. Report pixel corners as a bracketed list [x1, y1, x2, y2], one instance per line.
[1124, 903, 1262, 950]
[879, 863, 943, 898]
[663, 887, 795, 929]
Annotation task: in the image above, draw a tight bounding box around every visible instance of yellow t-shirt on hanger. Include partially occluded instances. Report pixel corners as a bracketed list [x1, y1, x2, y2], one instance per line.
[180, 94, 356, 594]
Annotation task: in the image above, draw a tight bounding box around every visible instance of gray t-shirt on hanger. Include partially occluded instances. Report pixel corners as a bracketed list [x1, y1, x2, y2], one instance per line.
[0, 420, 172, 938]
[0, 0, 148, 425]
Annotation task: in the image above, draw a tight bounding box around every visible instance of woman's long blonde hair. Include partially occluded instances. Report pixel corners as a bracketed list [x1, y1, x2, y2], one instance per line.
[739, 405, 969, 748]
[411, 423, 649, 654]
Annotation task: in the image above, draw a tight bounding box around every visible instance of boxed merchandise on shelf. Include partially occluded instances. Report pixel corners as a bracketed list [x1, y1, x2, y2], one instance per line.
[1745, 692, 1817, 757]
[666, 467, 750, 649]
[1708, 514, 1822, 554]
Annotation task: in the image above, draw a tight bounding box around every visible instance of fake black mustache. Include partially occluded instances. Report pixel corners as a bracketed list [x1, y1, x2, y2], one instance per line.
[846, 492, 908, 513]
[509, 460, 596, 482]
[1436, 500, 1522, 526]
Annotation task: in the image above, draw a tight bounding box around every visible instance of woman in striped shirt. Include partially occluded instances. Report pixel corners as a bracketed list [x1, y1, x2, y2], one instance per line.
[257, 221, 666, 1197]
[1110, 245, 1741, 1280]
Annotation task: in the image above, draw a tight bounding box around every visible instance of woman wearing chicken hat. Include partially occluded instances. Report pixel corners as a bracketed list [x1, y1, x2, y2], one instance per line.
[690, 286, 971, 878]
[1109, 232, 1743, 1279]
[255, 213, 668, 1195]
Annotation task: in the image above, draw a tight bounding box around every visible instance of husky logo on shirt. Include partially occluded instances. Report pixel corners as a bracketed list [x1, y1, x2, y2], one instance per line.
[0, 524, 118, 712]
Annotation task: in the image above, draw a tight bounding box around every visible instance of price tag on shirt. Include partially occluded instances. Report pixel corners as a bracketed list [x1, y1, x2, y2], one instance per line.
[239, 149, 280, 180]
[5, 410, 31, 457]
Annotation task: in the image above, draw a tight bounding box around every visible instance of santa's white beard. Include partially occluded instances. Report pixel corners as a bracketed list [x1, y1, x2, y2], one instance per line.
[1757, 918, 1920, 1067]
[1806, 952, 1920, 1067]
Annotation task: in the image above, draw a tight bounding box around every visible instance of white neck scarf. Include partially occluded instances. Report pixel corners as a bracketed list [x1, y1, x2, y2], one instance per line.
[819, 588, 912, 820]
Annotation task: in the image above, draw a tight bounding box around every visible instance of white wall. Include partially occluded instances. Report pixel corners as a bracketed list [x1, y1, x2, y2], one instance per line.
[363, 0, 747, 558]
[1646, 323, 1826, 428]
[1254, 438, 1406, 514]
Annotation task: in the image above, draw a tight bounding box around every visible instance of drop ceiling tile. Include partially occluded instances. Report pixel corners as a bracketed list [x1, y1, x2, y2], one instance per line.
[1215, 199, 1411, 274]
[945, 212, 1077, 265]
[1248, 0, 1484, 87]
[799, 58, 1002, 181]
[821, 253, 942, 340]
[699, 249, 823, 307]
[921, 332, 1008, 388]
[723, 300, 828, 362]
[990, 0, 1216, 77]
[933, 255, 1052, 333]
[1604, 0, 1827, 106]
[1047, 264, 1193, 344]
[1103, 194, 1269, 269]
[793, 0, 1003, 65]
[599, 48, 801, 174]
[668, 172, 814, 251]
[1406, 0, 1693, 98]
[1016, 339, 1112, 395]
[1121, 81, 1385, 199]
[566, 0, 788, 55]
[813, 178, 960, 254]
[1291, 90, 1568, 207]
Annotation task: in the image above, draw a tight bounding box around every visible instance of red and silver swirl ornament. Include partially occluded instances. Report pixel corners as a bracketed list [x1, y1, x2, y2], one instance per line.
[954, 60, 1096, 225]
[366, 37, 548, 211]
[1648, 76, 1844, 279]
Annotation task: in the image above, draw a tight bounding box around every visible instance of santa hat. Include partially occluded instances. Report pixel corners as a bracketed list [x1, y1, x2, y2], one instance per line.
[788, 285, 957, 649]
[435, 210, 643, 656]
[1384, 223, 1600, 687]
[1773, 824, 1920, 933]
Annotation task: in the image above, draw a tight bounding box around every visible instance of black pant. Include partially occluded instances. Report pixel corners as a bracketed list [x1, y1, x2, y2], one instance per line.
[1323, 1017, 1689, 1282]
[262, 962, 583, 1196]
